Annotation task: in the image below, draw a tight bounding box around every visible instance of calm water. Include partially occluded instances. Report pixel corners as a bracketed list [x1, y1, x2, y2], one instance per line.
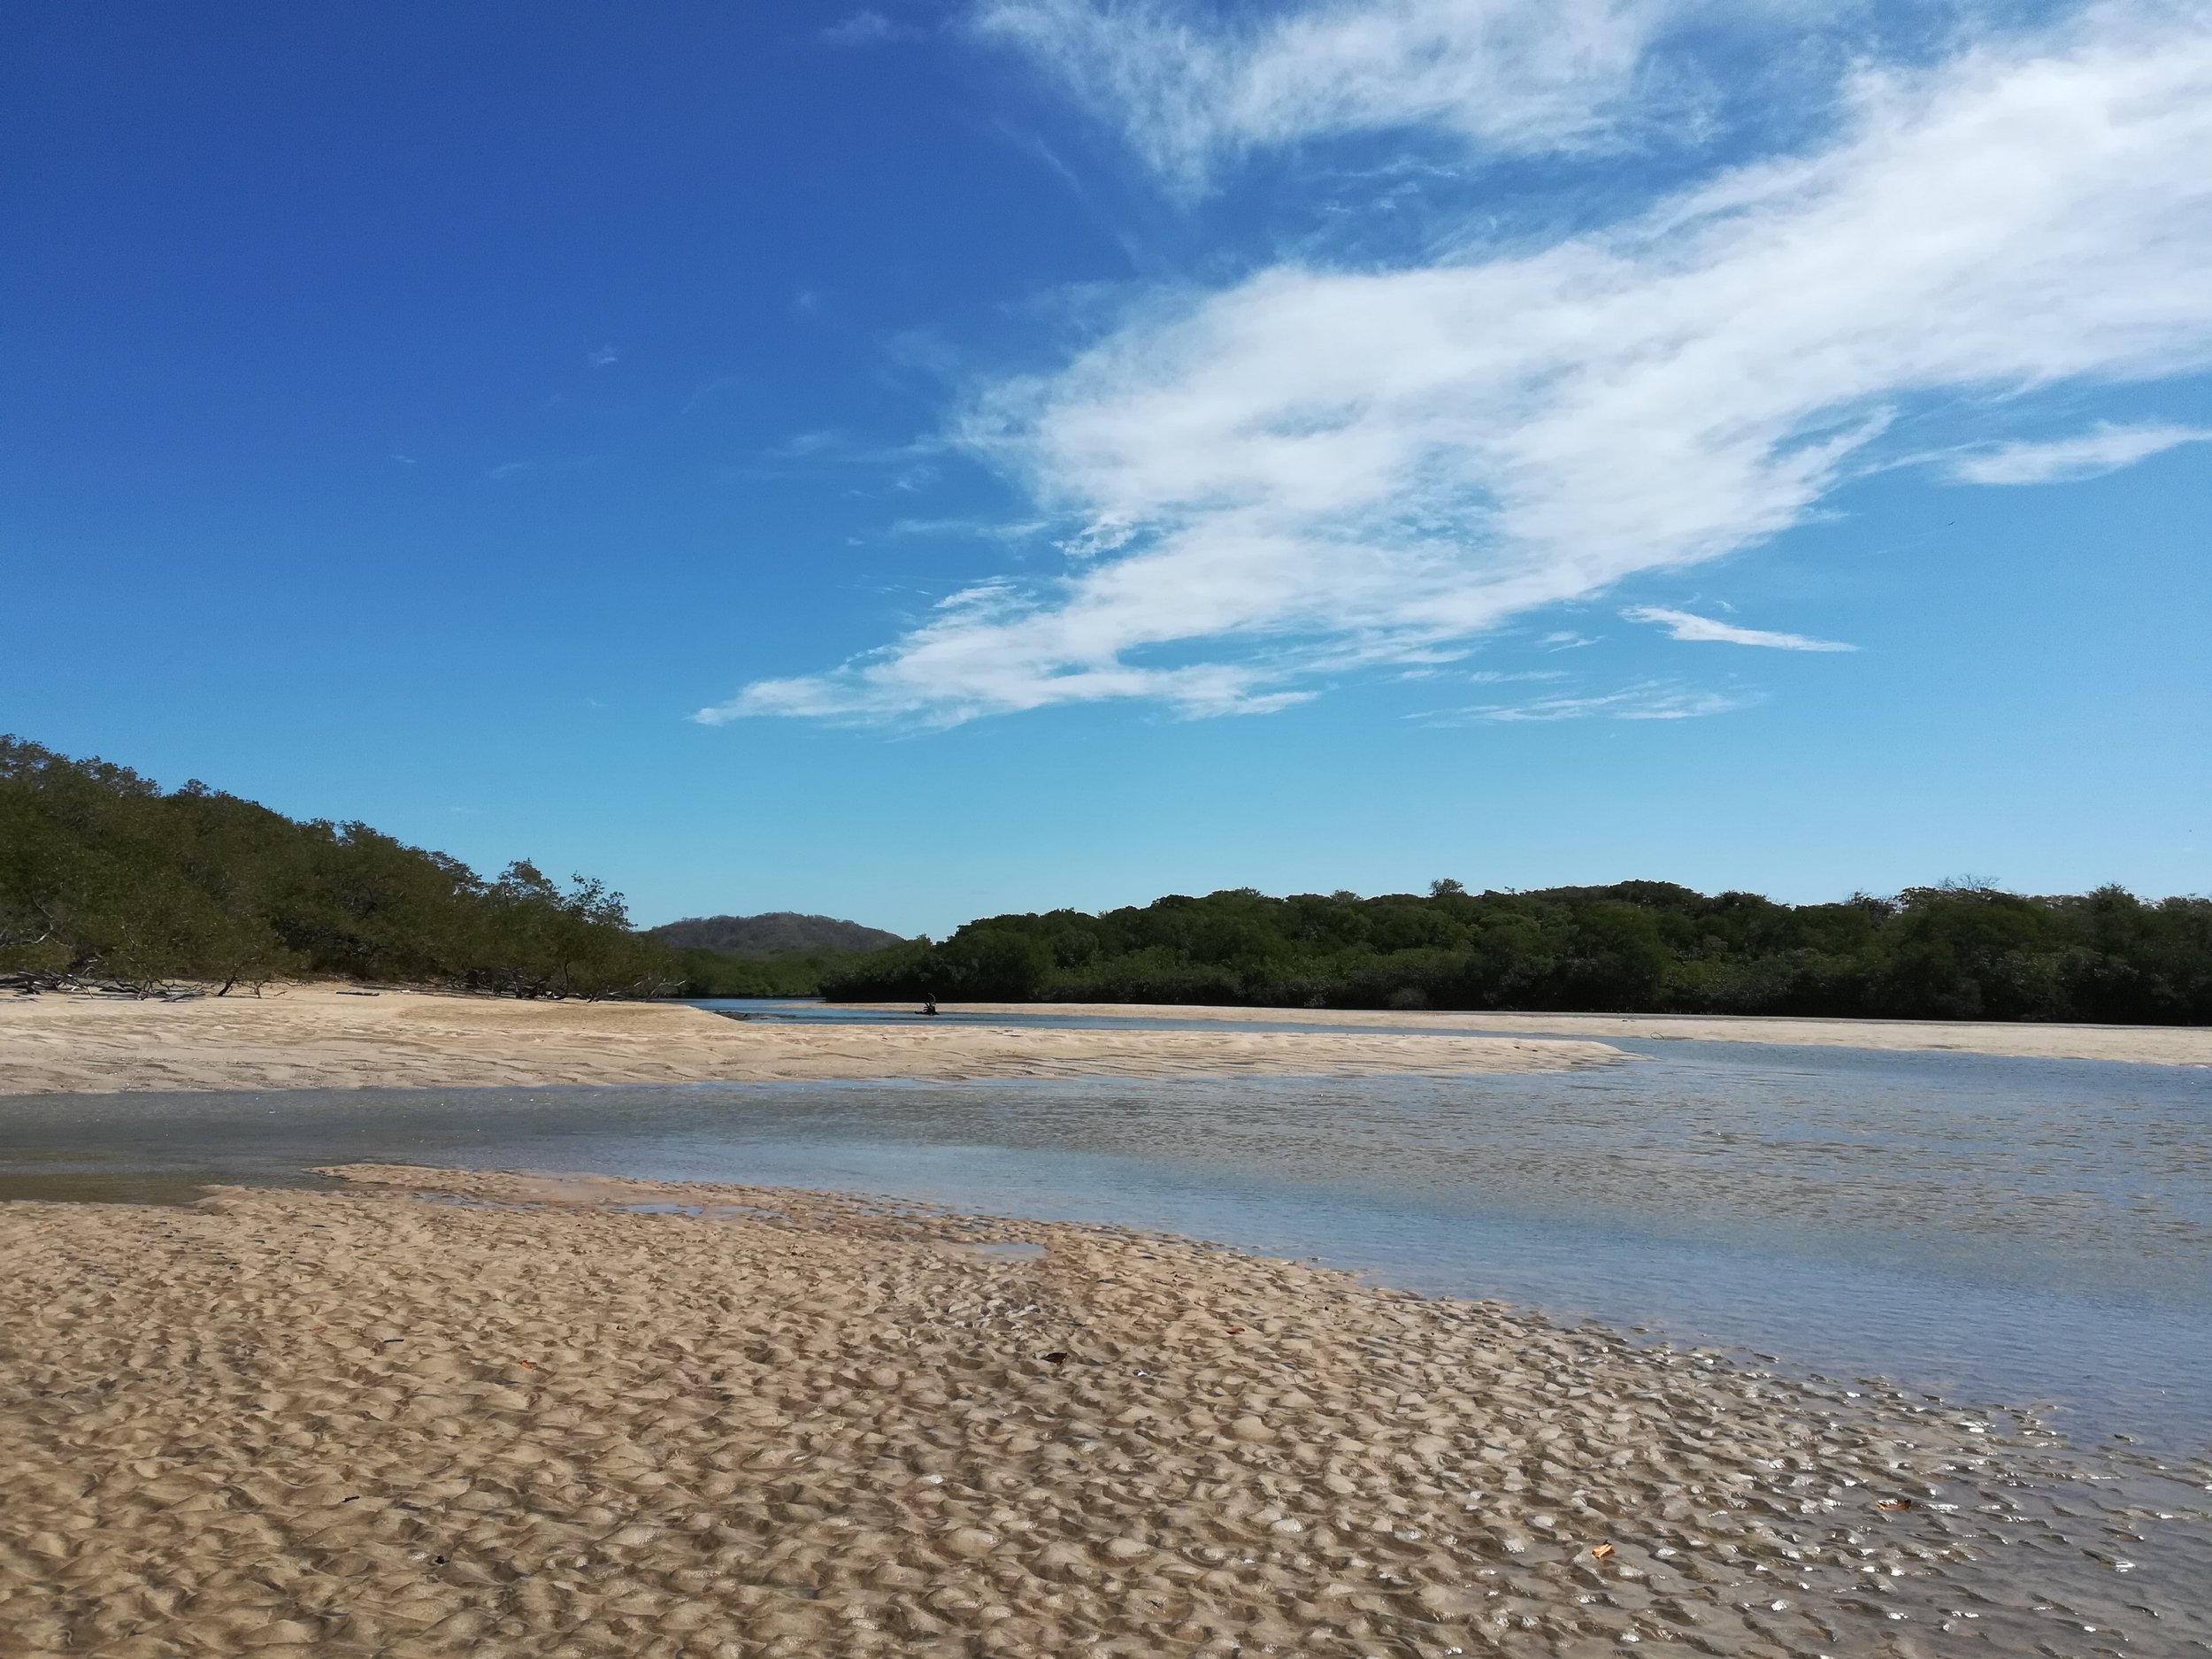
[685, 996, 1496, 1033]
[4, 1031, 2206, 1455]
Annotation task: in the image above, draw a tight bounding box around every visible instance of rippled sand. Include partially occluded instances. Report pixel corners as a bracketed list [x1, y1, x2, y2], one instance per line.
[0, 986, 1615, 1095]
[886, 1002, 2212, 1066]
[4, 1167, 2205, 1657]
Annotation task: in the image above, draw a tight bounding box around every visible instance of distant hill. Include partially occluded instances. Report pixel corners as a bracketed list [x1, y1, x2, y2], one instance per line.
[647, 912, 905, 958]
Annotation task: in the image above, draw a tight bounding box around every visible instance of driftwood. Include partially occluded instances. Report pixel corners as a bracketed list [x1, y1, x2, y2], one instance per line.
[0, 971, 206, 1002]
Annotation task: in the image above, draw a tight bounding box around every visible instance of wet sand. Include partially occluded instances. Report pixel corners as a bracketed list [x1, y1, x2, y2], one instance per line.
[0, 986, 1615, 1096]
[884, 1002, 2212, 1066]
[6, 1166, 2202, 1659]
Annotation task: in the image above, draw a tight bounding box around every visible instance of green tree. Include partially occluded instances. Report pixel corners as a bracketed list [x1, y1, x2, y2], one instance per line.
[818, 875, 2210, 1024]
[0, 734, 680, 998]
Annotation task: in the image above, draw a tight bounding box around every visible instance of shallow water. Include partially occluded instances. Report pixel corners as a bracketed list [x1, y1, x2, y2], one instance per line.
[7, 1037, 2212, 1653]
[3, 1038, 2206, 1455]
[687, 995, 1491, 1033]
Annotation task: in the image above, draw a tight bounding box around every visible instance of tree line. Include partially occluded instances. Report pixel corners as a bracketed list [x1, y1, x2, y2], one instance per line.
[824, 878, 2212, 1024]
[0, 736, 679, 998]
[13, 732, 2206, 1021]
[659, 948, 857, 998]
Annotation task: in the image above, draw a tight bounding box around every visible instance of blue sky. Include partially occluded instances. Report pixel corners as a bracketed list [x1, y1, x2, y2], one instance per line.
[4, 0, 2208, 934]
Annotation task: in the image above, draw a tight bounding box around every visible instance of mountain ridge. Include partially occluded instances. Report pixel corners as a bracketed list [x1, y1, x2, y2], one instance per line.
[646, 912, 904, 957]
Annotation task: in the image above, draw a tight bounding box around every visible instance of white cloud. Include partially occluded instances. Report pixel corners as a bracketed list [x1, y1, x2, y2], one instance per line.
[1431, 680, 1757, 723]
[886, 515, 1050, 541]
[820, 10, 908, 46]
[702, 3, 2212, 726]
[1058, 511, 1140, 557]
[1623, 605, 1856, 651]
[1945, 419, 2212, 484]
[972, 0, 1679, 189]
[728, 575, 1317, 720]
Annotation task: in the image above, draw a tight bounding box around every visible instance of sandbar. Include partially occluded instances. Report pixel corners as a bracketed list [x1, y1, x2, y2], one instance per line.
[4, 1166, 2187, 1658]
[0, 985, 1616, 1096]
[872, 1002, 2212, 1066]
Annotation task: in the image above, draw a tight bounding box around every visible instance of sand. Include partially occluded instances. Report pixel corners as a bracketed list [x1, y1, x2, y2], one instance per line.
[5, 1167, 2201, 1659]
[8, 987, 2192, 1098]
[0, 985, 1617, 1097]
[871, 1003, 2212, 1067]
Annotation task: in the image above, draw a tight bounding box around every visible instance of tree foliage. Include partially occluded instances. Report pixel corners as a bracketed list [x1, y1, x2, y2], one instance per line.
[823, 879, 2212, 1024]
[665, 948, 865, 998]
[0, 736, 679, 998]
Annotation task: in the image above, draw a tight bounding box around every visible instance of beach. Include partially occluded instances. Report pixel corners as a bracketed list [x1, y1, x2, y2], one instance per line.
[4, 986, 2203, 1101]
[878, 1002, 2212, 1066]
[4, 1164, 2180, 1659]
[0, 987, 1615, 1096]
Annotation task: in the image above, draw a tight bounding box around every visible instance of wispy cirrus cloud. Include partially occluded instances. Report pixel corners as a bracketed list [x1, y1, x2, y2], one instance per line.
[1623, 605, 1856, 651]
[820, 9, 915, 47]
[1423, 680, 1758, 725]
[1944, 419, 2212, 484]
[701, 2, 2212, 727]
[886, 515, 1051, 541]
[970, 0, 1681, 191]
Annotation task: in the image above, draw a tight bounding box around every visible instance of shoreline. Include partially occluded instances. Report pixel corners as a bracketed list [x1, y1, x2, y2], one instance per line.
[6, 1164, 2202, 1656]
[847, 1000, 2212, 1066]
[0, 984, 1617, 1096]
